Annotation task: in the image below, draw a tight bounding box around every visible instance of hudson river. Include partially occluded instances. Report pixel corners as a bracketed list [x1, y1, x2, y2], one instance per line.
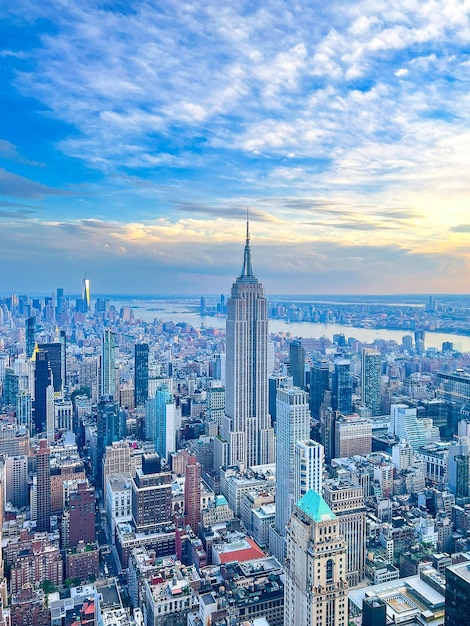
[114, 299, 470, 352]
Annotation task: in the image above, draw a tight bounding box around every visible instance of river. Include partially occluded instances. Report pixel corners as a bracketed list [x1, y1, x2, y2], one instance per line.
[114, 298, 470, 352]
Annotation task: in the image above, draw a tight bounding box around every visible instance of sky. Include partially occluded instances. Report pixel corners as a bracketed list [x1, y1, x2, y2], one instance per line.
[1, 0, 470, 296]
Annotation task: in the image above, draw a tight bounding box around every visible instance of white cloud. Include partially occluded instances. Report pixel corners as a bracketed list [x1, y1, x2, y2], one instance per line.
[4, 0, 470, 292]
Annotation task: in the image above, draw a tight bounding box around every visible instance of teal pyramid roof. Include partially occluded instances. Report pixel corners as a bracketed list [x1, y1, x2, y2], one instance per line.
[297, 490, 336, 523]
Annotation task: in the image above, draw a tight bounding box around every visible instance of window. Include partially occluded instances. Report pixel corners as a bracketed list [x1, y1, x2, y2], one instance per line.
[326, 558, 334, 583]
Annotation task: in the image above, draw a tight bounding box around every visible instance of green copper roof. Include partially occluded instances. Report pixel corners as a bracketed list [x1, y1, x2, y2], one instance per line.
[297, 490, 336, 523]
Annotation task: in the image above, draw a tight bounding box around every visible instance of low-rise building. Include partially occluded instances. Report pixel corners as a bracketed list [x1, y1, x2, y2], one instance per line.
[143, 561, 200, 626]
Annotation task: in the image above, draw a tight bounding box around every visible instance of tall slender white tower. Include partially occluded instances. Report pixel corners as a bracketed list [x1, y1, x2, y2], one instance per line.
[222, 220, 275, 469]
[101, 329, 116, 400]
[275, 387, 311, 534]
[270, 386, 311, 562]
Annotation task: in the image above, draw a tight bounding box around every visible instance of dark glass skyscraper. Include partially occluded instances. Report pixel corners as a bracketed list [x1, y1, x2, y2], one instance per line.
[26, 317, 36, 359]
[445, 561, 470, 626]
[289, 340, 305, 389]
[38, 342, 63, 394]
[332, 359, 353, 415]
[134, 343, 149, 408]
[310, 360, 330, 419]
[361, 348, 382, 416]
[96, 396, 125, 484]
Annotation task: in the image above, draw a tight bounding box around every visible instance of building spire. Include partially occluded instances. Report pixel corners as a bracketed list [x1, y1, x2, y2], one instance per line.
[240, 208, 254, 278]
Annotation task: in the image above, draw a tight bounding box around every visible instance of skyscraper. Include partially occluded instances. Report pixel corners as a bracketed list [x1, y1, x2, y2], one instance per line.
[293, 439, 324, 504]
[389, 404, 426, 449]
[134, 343, 149, 408]
[67, 482, 96, 547]
[25, 317, 35, 360]
[38, 342, 63, 395]
[273, 387, 311, 550]
[445, 561, 470, 626]
[45, 384, 55, 444]
[96, 396, 125, 485]
[206, 383, 225, 435]
[184, 455, 201, 533]
[36, 439, 51, 533]
[34, 352, 51, 432]
[289, 340, 305, 389]
[16, 391, 32, 433]
[284, 490, 348, 626]
[145, 385, 176, 461]
[310, 360, 330, 419]
[332, 359, 353, 414]
[323, 479, 366, 586]
[101, 329, 116, 399]
[361, 348, 382, 416]
[222, 221, 275, 468]
[56, 288, 64, 317]
[131, 468, 172, 533]
[82, 275, 90, 311]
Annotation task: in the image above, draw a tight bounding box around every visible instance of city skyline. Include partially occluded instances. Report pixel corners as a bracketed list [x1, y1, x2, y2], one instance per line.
[2, 2, 470, 294]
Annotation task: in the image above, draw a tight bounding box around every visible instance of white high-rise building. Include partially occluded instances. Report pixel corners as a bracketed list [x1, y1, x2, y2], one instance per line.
[391, 440, 414, 471]
[222, 221, 275, 469]
[46, 384, 55, 444]
[389, 403, 426, 449]
[101, 329, 116, 400]
[274, 387, 311, 536]
[5, 455, 29, 508]
[294, 439, 324, 503]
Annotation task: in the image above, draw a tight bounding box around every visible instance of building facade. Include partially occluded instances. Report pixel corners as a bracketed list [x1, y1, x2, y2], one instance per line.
[284, 490, 348, 626]
[221, 222, 275, 469]
[362, 348, 382, 416]
[134, 343, 149, 408]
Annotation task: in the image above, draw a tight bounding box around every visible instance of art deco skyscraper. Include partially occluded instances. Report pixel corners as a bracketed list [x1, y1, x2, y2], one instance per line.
[323, 479, 366, 586]
[222, 221, 275, 468]
[284, 490, 348, 626]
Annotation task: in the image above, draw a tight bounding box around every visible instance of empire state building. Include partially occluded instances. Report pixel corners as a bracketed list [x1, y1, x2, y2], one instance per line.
[222, 221, 275, 469]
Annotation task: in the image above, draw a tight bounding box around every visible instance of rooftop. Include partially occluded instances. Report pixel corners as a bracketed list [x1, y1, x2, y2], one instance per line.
[447, 561, 470, 583]
[297, 490, 336, 523]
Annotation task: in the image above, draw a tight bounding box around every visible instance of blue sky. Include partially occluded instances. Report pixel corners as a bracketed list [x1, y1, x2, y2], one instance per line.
[1, 0, 470, 295]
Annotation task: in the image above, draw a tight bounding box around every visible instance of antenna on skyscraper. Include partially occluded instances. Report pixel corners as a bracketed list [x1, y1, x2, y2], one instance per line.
[241, 207, 253, 278]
